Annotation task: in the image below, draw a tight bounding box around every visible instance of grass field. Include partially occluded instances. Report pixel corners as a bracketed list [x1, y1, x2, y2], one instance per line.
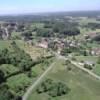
[78, 17, 100, 26]
[7, 73, 32, 96]
[31, 23, 44, 28]
[15, 40, 51, 60]
[0, 40, 53, 98]
[0, 40, 48, 60]
[1, 56, 53, 98]
[11, 31, 21, 39]
[0, 40, 13, 50]
[79, 27, 100, 35]
[75, 56, 98, 62]
[86, 42, 100, 48]
[0, 64, 19, 77]
[93, 64, 100, 76]
[30, 57, 54, 76]
[77, 17, 100, 40]
[75, 56, 100, 76]
[28, 59, 100, 100]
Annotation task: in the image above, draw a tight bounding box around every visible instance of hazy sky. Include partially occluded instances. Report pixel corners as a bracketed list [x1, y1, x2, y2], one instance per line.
[0, 0, 100, 15]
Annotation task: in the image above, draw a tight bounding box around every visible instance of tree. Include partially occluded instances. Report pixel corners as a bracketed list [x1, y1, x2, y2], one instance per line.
[15, 96, 22, 100]
[52, 22, 80, 36]
[22, 31, 32, 40]
[93, 34, 100, 42]
[61, 48, 72, 56]
[0, 70, 5, 84]
[66, 60, 71, 65]
[36, 79, 70, 97]
[48, 82, 70, 97]
[0, 46, 34, 72]
[0, 29, 3, 39]
[36, 83, 45, 93]
[65, 28, 80, 36]
[67, 66, 72, 71]
[84, 64, 93, 70]
[48, 42, 58, 51]
[0, 84, 15, 100]
[17, 24, 25, 32]
[37, 28, 53, 37]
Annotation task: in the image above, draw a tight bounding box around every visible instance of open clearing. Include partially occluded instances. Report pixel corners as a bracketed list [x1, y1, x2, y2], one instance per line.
[15, 40, 51, 60]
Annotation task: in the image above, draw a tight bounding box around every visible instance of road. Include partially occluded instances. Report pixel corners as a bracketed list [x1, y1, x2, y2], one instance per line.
[56, 54, 100, 80]
[23, 62, 55, 100]
[71, 61, 100, 80]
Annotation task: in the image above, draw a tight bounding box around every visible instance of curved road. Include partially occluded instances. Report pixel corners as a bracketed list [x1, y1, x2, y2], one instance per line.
[23, 62, 55, 100]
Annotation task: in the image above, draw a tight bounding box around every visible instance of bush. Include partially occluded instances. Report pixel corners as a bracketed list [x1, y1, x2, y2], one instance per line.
[36, 79, 70, 97]
[48, 82, 70, 97]
[0, 70, 5, 84]
[84, 64, 93, 70]
[71, 57, 77, 61]
[67, 67, 72, 71]
[36, 28, 53, 37]
[0, 84, 15, 100]
[66, 60, 71, 65]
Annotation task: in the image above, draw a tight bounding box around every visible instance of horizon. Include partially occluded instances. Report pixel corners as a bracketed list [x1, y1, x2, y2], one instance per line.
[0, 0, 100, 15]
[0, 10, 100, 16]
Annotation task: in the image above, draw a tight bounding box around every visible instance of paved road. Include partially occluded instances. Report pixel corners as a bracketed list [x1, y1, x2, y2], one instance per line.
[23, 62, 55, 100]
[57, 54, 100, 80]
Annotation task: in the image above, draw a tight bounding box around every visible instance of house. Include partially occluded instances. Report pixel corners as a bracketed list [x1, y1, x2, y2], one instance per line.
[84, 61, 95, 66]
[91, 48, 100, 56]
[87, 32, 97, 38]
[69, 41, 78, 47]
[37, 39, 48, 49]
[55, 41, 65, 54]
[0, 22, 17, 40]
[0, 27, 10, 40]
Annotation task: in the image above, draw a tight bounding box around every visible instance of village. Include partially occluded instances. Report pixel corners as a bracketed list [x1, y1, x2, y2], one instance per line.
[0, 21, 100, 69]
[0, 13, 100, 100]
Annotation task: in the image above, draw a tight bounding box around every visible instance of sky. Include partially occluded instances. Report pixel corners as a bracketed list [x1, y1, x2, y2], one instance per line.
[0, 0, 100, 15]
